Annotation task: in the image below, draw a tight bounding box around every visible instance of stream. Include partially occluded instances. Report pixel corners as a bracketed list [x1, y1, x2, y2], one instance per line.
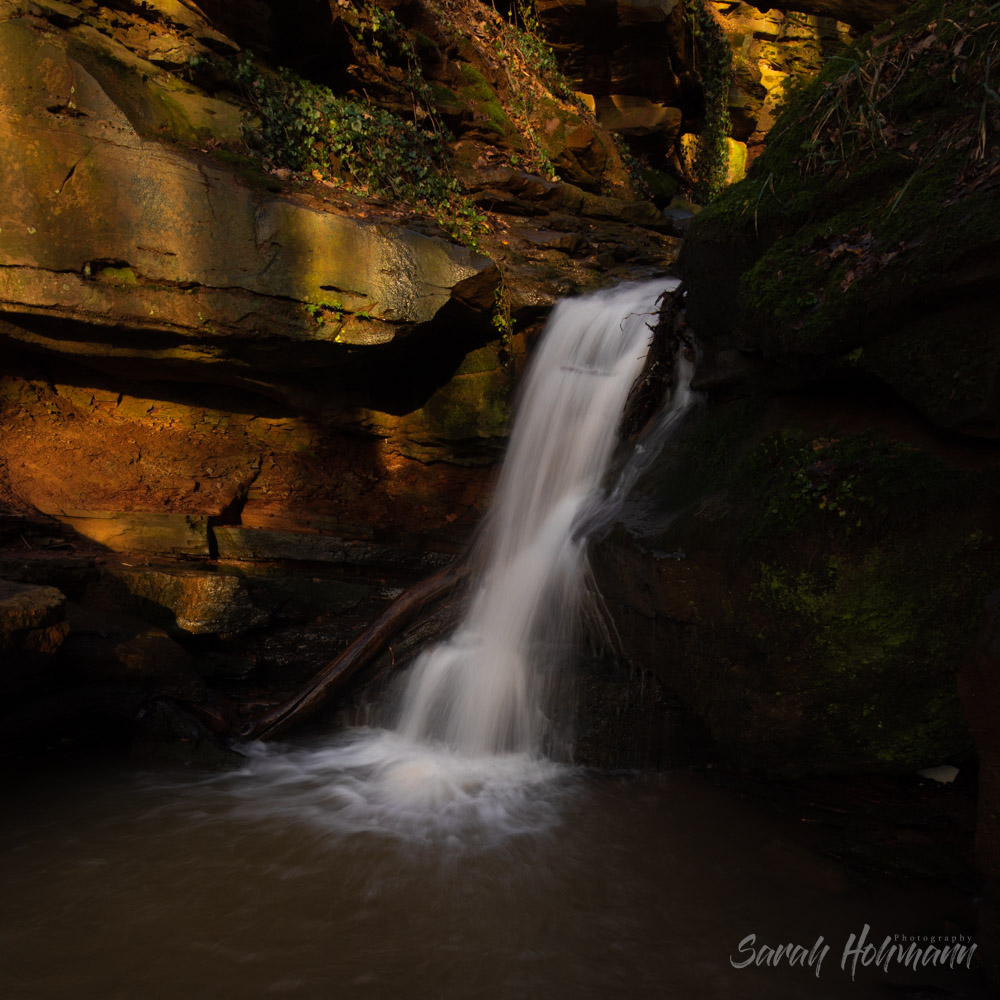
[0, 741, 982, 999]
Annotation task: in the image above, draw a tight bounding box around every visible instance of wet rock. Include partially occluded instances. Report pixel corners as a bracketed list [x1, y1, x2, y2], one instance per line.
[241, 574, 370, 623]
[60, 602, 205, 701]
[96, 567, 273, 637]
[132, 697, 245, 770]
[661, 195, 701, 234]
[593, 392, 998, 775]
[0, 580, 69, 682]
[253, 626, 352, 688]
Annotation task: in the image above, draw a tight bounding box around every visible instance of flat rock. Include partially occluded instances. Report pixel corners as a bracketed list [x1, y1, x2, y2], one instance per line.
[0, 579, 69, 682]
[214, 526, 452, 572]
[97, 567, 272, 637]
[0, 579, 65, 635]
[595, 95, 682, 138]
[47, 510, 211, 557]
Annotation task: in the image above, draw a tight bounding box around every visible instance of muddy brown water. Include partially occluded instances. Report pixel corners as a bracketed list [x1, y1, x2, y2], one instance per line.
[0, 730, 987, 1000]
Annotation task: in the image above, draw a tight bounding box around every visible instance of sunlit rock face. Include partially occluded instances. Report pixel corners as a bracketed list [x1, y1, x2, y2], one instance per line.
[0, 15, 495, 364]
[0, 0, 683, 562]
[0, 3, 511, 559]
[536, 0, 855, 188]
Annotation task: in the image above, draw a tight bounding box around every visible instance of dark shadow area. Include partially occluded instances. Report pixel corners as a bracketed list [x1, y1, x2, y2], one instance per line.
[1, 294, 499, 420]
[195, 0, 354, 87]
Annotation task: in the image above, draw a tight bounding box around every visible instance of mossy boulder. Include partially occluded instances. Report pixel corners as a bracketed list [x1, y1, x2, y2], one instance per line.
[681, 0, 1000, 436]
[593, 393, 1000, 774]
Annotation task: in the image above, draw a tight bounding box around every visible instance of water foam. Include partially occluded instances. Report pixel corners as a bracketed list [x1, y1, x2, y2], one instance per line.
[216, 731, 572, 848]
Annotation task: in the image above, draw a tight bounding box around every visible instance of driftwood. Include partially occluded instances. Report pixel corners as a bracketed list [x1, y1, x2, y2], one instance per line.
[619, 284, 690, 443]
[240, 561, 468, 742]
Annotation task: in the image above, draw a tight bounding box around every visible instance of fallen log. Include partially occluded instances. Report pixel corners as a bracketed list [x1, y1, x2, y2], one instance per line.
[240, 560, 468, 742]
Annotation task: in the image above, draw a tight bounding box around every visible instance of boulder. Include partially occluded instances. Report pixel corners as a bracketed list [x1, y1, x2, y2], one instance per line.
[59, 602, 205, 700]
[0, 14, 496, 382]
[593, 389, 999, 775]
[595, 95, 682, 140]
[95, 567, 273, 637]
[51, 512, 211, 557]
[0, 580, 69, 679]
[679, 133, 747, 188]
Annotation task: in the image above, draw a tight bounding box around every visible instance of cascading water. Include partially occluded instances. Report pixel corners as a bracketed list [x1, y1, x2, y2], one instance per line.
[396, 278, 686, 757]
[220, 278, 693, 841]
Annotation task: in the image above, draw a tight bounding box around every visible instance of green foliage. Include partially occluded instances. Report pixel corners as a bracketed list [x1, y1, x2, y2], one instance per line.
[686, 0, 733, 203]
[491, 278, 516, 359]
[232, 53, 487, 248]
[685, 0, 1000, 408]
[349, 3, 447, 138]
[479, 3, 574, 180]
[304, 299, 344, 325]
[496, 1, 574, 98]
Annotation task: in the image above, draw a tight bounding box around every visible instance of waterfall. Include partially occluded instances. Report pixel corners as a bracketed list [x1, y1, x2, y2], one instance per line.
[396, 278, 685, 757]
[227, 278, 694, 840]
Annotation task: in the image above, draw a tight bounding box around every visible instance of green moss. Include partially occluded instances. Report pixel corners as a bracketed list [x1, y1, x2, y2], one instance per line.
[753, 531, 982, 767]
[685, 0, 734, 202]
[96, 266, 138, 286]
[637, 396, 765, 518]
[458, 63, 521, 145]
[737, 430, 956, 546]
[427, 82, 464, 116]
[638, 167, 679, 202]
[453, 340, 504, 376]
[414, 369, 511, 442]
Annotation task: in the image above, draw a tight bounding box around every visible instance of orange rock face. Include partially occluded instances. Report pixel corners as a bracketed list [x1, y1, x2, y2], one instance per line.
[0, 370, 495, 550]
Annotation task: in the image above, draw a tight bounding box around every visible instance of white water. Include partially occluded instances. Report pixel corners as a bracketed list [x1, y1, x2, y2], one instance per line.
[396, 278, 684, 757]
[226, 279, 692, 840]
